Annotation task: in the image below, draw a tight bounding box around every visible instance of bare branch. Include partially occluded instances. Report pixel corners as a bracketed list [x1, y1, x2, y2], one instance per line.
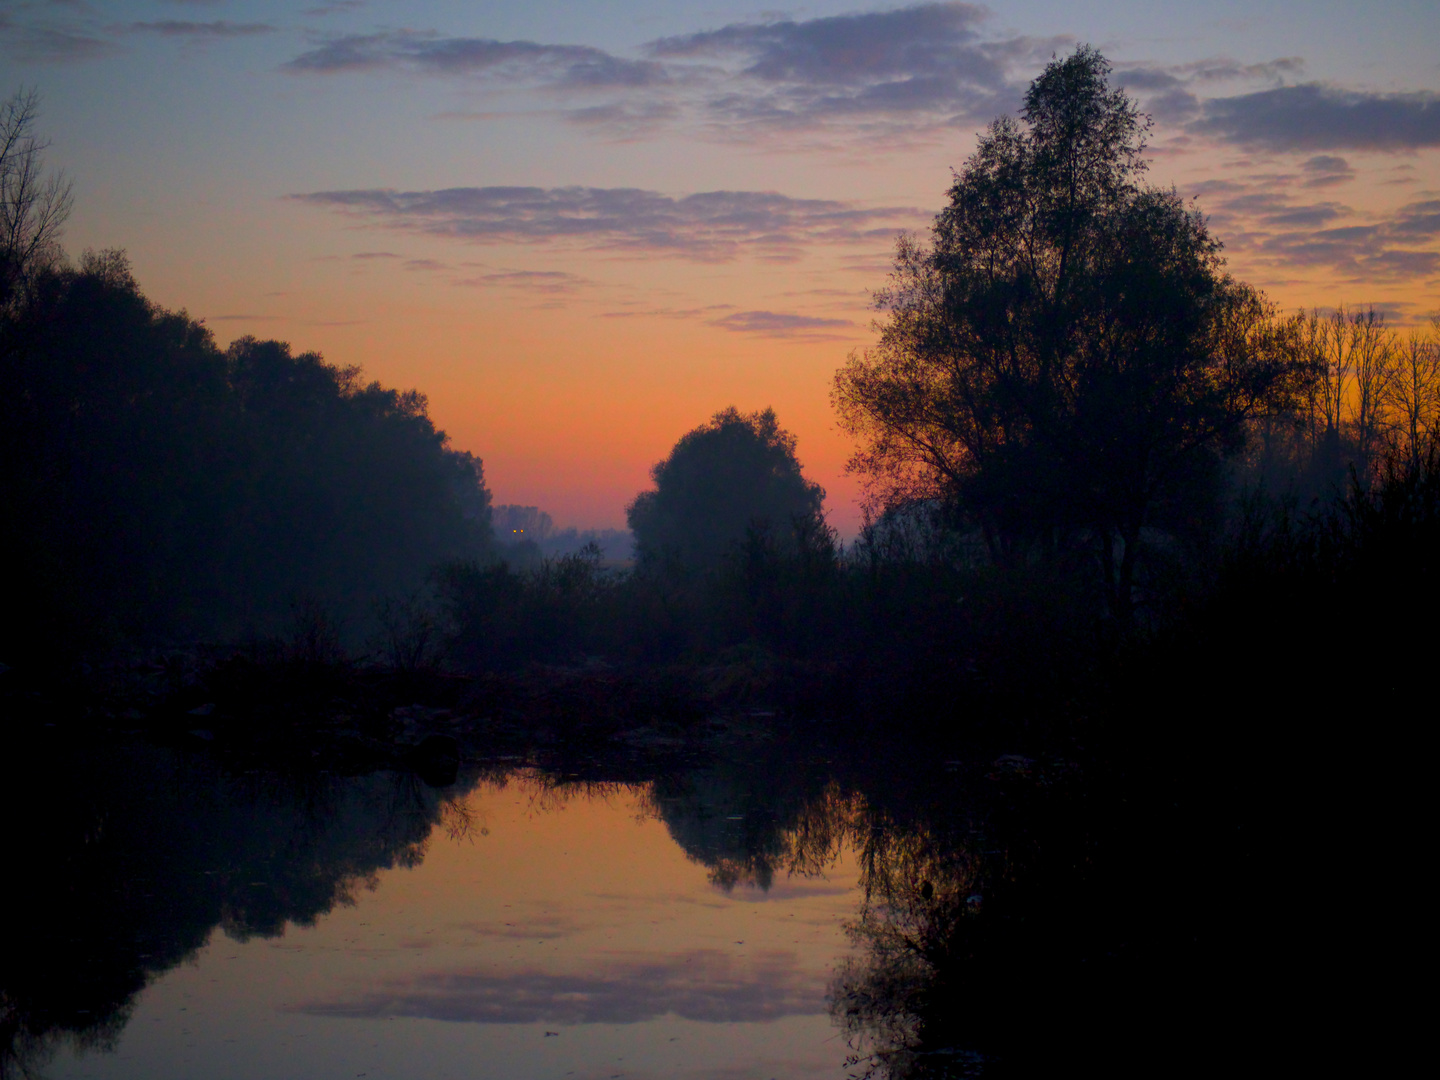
[0, 86, 73, 318]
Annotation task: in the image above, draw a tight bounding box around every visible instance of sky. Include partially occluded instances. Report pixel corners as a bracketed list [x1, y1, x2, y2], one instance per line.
[4, 1, 1439, 533]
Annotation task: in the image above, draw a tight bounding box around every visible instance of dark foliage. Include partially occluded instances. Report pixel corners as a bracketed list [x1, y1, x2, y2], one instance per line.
[438, 544, 610, 671]
[628, 406, 826, 569]
[824, 435, 1440, 1078]
[835, 47, 1313, 624]
[0, 252, 493, 662]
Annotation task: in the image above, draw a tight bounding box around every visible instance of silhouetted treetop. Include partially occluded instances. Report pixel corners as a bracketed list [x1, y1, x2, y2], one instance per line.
[628, 407, 825, 569]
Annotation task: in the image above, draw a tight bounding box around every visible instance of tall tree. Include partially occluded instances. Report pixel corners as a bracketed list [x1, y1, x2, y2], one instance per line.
[834, 46, 1310, 621]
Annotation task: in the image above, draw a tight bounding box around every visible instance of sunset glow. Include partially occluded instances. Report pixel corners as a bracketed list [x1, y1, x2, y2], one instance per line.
[9, 0, 1437, 532]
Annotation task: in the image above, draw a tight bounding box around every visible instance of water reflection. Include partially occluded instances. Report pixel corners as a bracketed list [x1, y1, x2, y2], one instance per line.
[831, 821, 991, 1080]
[827, 752, 1248, 1078]
[2, 730, 888, 1080]
[647, 769, 859, 891]
[296, 948, 823, 1027]
[0, 735, 463, 1078]
[2, 729, 1105, 1080]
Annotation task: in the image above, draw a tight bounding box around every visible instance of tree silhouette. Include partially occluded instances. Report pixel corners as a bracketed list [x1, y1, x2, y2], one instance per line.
[833, 46, 1311, 622]
[1385, 317, 1440, 473]
[0, 87, 71, 327]
[0, 252, 494, 658]
[627, 407, 825, 569]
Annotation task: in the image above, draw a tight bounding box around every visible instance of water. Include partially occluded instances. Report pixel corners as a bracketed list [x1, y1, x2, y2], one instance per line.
[5, 723, 1242, 1077]
[4, 740, 873, 1080]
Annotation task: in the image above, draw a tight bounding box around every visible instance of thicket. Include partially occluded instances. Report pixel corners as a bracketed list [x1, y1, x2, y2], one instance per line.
[421, 417, 1436, 714]
[0, 251, 494, 661]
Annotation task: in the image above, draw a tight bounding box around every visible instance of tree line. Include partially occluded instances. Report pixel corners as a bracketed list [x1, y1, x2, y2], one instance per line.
[428, 49, 1440, 711]
[1246, 305, 1440, 490]
[1, 90, 493, 661]
[4, 53, 1438, 702]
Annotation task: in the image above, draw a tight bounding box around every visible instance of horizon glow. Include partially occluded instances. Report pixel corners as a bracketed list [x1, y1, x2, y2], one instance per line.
[7, 0, 1438, 533]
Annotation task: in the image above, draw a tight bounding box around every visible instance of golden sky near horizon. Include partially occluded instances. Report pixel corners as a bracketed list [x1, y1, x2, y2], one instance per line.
[6, 0, 1438, 532]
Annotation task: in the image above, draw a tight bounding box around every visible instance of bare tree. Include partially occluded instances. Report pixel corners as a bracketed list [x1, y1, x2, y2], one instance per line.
[1314, 309, 1352, 448]
[1384, 315, 1440, 471]
[1346, 307, 1395, 481]
[0, 87, 73, 319]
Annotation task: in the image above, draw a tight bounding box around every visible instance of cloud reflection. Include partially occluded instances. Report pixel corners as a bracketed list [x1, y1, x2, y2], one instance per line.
[291, 948, 822, 1024]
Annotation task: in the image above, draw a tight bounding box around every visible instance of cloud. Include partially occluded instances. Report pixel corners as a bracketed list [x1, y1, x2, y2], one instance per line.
[1254, 222, 1440, 282]
[279, 5, 1065, 140]
[1111, 66, 1183, 93]
[652, 4, 992, 84]
[1113, 55, 1307, 126]
[1200, 184, 1440, 284]
[303, 1, 365, 14]
[1392, 199, 1440, 239]
[290, 948, 822, 1025]
[2, 3, 276, 60]
[452, 270, 590, 294]
[563, 100, 681, 136]
[1175, 56, 1305, 85]
[647, 3, 1059, 128]
[1381, 164, 1420, 187]
[1195, 84, 1440, 151]
[1258, 201, 1349, 227]
[598, 304, 735, 320]
[289, 185, 920, 262]
[121, 21, 276, 38]
[0, 19, 114, 62]
[347, 253, 595, 298]
[283, 29, 667, 89]
[1299, 155, 1354, 188]
[711, 310, 856, 338]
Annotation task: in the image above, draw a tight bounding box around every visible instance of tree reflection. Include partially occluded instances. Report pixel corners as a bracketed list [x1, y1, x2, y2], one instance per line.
[826, 746, 1254, 1078]
[832, 821, 991, 1079]
[2, 727, 1122, 1080]
[0, 736, 467, 1078]
[642, 740, 862, 891]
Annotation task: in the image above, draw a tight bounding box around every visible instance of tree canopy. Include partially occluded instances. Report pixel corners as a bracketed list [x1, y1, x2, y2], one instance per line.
[628, 407, 825, 569]
[0, 251, 494, 657]
[834, 46, 1311, 619]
